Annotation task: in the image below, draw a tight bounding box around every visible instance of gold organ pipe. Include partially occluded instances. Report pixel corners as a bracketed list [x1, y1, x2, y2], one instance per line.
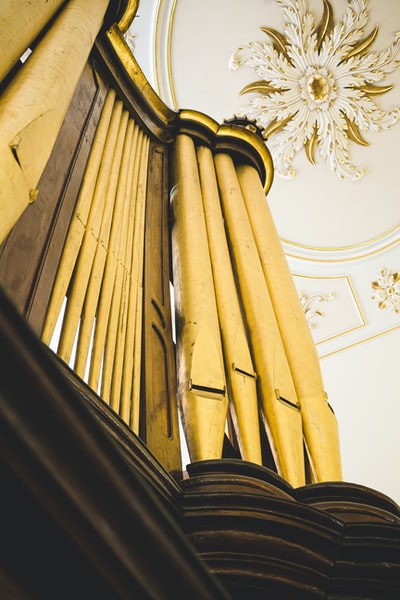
[214, 153, 305, 487]
[236, 164, 342, 481]
[109, 135, 149, 419]
[57, 100, 123, 364]
[196, 145, 262, 465]
[129, 290, 143, 431]
[99, 116, 137, 411]
[0, 0, 65, 83]
[122, 135, 150, 430]
[101, 130, 144, 404]
[74, 110, 129, 378]
[171, 134, 228, 462]
[88, 123, 139, 393]
[42, 89, 116, 346]
[0, 0, 110, 243]
[100, 261, 124, 405]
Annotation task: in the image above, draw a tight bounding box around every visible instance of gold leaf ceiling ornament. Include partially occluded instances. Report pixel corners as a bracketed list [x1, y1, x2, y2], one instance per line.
[229, 0, 400, 180]
[371, 267, 400, 313]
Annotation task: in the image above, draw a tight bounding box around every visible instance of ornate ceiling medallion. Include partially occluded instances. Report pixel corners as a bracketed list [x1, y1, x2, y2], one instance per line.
[229, 0, 400, 180]
[371, 267, 400, 313]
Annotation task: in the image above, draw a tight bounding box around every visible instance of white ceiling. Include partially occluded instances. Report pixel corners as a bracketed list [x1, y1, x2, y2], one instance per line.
[130, 0, 400, 503]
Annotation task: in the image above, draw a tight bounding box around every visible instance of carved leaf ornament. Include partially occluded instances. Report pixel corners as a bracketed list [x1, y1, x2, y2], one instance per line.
[299, 290, 335, 328]
[230, 0, 400, 180]
[371, 267, 400, 313]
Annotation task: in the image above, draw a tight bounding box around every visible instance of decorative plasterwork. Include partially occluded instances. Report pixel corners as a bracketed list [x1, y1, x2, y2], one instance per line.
[229, 0, 400, 180]
[299, 290, 335, 329]
[371, 267, 400, 313]
[292, 273, 365, 349]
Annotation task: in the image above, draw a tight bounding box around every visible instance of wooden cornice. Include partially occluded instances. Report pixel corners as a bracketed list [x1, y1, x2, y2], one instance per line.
[0, 287, 229, 599]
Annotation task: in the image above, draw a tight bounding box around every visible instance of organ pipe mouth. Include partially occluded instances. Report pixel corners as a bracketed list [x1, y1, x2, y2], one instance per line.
[275, 389, 301, 412]
[232, 364, 257, 380]
[189, 380, 226, 397]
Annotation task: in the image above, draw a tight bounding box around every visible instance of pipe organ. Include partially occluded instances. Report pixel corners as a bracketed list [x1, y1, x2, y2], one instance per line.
[0, 0, 341, 485]
[0, 2, 398, 598]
